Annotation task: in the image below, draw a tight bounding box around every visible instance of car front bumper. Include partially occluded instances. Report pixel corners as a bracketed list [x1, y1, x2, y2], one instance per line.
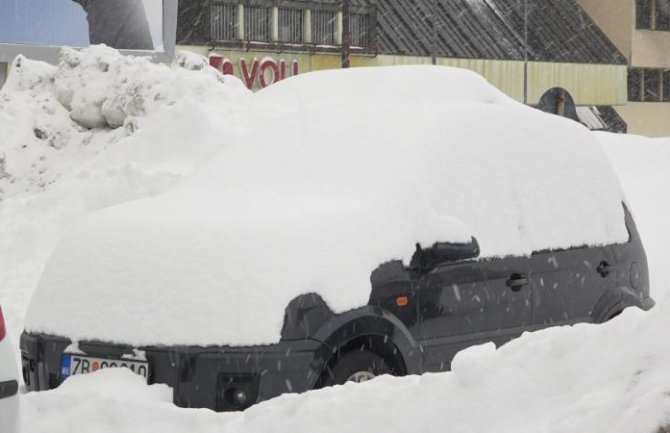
[20, 332, 327, 411]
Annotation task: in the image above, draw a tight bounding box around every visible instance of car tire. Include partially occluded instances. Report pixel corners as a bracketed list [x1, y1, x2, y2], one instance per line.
[321, 350, 391, 386]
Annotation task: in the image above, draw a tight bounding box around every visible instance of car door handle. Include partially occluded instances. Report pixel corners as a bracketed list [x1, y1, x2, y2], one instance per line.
[597, 261, 614, 278]
[506, 274, 528, 291]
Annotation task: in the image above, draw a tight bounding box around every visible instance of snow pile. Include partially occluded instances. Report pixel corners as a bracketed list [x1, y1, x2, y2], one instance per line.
[24, 66, 628, 346]
[22, 369, 224, 433]
[0, 45, 251, 199]
[54, 46, 249, 129]
[598, 133, 670, 308]
[21, 309, 670, 433]
[0, 46, 252, 339]
[0, 54, 115, 198]
[21, 133, 670, 433]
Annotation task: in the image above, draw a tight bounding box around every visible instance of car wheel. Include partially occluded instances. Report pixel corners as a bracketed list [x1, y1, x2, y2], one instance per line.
[322, 350, 390, 386]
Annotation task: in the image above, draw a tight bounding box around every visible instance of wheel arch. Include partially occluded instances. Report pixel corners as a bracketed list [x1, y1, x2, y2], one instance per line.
[309, 306, 422, 388]
[592, 285, 646, 323]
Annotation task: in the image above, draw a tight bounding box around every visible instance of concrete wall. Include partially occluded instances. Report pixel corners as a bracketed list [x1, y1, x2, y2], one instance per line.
[576, 0, 634, 60]
[617, 103, 670, 137]
[575, 0, 670, 137]
[575, 0, 670, 69]
[631, 30, 670, 68]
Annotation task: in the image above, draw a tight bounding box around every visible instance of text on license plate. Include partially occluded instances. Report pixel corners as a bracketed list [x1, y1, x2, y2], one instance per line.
[61, 354, 149, 381]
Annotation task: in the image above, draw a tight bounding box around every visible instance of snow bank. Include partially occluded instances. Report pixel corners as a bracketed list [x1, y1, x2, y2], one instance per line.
[598, 133, 670, 307]
[24, 66, 628, 346]
[54, 46, 249, 129]
[22, 309, 670, 433]
[0, 46, 252, 341]
[226, 308, 670, 433]
[22, 369, 225, 433]
[0, 45, 251, 199]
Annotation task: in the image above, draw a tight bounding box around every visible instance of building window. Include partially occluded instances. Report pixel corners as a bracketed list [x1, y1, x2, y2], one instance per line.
[312, 10, 337, 45]
[657, 0, 670, 30]
[350, 13, 370, 47]
[628, 69, 643, 101]
[644, 69, 661, 101]
[279, 8, 304, 44]
[636, 0, 670, 30]
[637, 0, 652, 28]
[629, 68, 670, 101]
[245, 5, 271, 42]
[210, 3, 238, 41]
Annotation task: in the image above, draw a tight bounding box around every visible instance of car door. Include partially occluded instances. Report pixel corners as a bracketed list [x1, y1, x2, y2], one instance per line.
[529, 245, 617, 327]
[478, 255, 534, 341]
[416, 256, 532, 372]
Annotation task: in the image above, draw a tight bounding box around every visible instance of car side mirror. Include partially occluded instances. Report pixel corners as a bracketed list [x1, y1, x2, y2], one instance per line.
[411, 237, 480, 270]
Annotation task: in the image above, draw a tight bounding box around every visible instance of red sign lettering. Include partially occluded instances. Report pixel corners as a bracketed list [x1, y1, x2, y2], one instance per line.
[209, 55, 300, 89]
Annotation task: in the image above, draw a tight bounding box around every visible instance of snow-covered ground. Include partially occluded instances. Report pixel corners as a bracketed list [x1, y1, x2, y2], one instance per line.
[1, 47, 669, 432]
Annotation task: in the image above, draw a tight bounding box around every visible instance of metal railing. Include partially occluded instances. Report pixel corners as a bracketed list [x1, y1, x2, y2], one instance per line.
[210, 3, 238, 40]
[208, 1, 376, 54]
[279, 8, 304, 44]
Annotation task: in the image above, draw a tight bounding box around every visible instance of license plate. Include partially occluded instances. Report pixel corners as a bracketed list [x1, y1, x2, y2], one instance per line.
[61, 354, 149, 381]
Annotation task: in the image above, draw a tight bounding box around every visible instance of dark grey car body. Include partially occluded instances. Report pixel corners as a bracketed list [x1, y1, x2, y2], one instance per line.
[21, 205, 653, 411]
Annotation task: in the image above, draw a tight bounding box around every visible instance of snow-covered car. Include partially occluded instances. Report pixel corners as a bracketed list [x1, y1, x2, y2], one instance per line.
[21, 66, 653, 411]
[1, 303, 20, 433]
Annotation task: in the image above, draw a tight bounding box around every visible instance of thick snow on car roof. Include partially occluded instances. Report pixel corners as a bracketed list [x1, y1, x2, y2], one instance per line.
[255, 65, 510, 112]
[25, 66, 629, 346]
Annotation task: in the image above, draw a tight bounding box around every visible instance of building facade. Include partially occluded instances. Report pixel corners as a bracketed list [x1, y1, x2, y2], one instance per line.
[177, 0, 630, 131]
[578, 0, 670, 136]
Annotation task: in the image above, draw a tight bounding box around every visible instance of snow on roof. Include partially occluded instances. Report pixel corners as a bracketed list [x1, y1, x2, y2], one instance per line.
[25, 66, 629, 346]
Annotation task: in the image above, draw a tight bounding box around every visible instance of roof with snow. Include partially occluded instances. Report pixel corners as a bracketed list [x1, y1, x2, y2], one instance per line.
[178, 0, 627, 65]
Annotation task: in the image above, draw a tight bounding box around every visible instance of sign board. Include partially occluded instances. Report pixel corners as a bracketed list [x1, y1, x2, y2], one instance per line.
[0, 0, 178, 63]
[209, 55, 301, 90]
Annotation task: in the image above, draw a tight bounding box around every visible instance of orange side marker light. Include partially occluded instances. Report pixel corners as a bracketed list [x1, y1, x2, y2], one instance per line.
[396, 296, 409, 307]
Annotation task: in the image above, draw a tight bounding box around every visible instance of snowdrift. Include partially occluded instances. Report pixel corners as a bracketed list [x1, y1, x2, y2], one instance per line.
[0, 46, 251, 199]
[25, 66, 628, 346]
[0, 46, 251, 337]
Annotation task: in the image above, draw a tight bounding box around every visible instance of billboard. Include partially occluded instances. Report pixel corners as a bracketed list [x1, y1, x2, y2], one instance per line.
[0, 0, 177, 62]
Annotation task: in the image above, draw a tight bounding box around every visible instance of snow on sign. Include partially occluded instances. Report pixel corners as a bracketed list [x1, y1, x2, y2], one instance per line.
[209, 55, 300, 89]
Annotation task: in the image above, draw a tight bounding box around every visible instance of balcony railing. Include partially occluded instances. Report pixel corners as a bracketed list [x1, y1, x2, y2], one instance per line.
[209, 1, 377, 54]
